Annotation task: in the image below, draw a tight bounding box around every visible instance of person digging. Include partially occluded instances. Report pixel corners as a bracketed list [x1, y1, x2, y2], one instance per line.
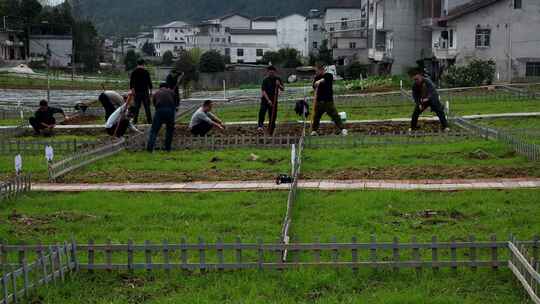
[409, 70, 449, 132]
[310, 63, 348, 136]
[258, 65, 284, 135]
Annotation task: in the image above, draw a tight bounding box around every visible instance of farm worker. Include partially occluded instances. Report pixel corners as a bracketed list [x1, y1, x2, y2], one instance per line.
[105, 93, 141, 137]
[165, 69, 184, 109]
[410, 70, 449, 132]
[98, 90, 125, 120]
[147, 82, 178, 152]
[189, 100, 225, 137]
[29, 100, 67, 136]
[129, 59, 153, 124]
[310, 63, 348, 136]
[258, 65, 284, 135]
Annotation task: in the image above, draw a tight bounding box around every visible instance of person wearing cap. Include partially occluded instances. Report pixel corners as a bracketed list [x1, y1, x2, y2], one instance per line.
[129, 59, 153, 124]
[29, 100, 67, 136]
[258, 65, 284, 135]
[146, 82, 178, 152]
[311, 63, 347, 136]
[410, 70, 449, 132]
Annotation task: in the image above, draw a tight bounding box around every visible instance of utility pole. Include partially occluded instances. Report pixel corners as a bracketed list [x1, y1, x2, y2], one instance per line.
[46, 44, 51, 103]
[71, 27, 75, 81]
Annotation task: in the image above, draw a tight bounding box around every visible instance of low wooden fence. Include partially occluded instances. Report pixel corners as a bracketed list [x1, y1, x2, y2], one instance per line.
[0, 139, 101, 155]
[48, 138, 126, 182]
[453, 116, 540, 161]
[0, 175, 31, 202]
[508, 238, 540, 304]
[0, 243, 77, 304]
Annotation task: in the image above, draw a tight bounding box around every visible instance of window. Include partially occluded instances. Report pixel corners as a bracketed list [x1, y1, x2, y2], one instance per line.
[312, 41, 318, 49]
[225, 48, 230, 56]
[341, 18, 348, 30]
[256, 49, 263, 57]
[313, 24, 319, 31]
[349, 42, 357, 49]
[237, 48, 244, 56]
[475, 29, 491, 48]
[526, 62, 540, 77]
[514, 0, 522, 9]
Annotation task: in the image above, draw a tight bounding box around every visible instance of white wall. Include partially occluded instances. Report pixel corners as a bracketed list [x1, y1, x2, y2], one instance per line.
[221, 15, 252, 29]
[325, 8, 362, 23]
[277, 14, 307, 56]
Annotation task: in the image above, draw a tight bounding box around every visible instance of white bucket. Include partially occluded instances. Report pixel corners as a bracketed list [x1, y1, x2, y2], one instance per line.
[339, 112, 347, 122]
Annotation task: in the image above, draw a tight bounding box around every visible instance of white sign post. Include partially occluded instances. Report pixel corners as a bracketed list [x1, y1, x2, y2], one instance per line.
[14, 154, 22, 175]
[291, 144, 296, 175]
[45, 145, 54, 162]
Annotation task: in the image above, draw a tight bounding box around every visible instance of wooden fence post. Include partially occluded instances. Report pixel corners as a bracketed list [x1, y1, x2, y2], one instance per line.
[127, 239, 133, 274]
[370, 235, 377, 270]
[351, 236, 358, 274]
[216, 237, 224, 272]
[450, 238, 457, 274]
[145, 240, 152, 272]
[198, 237, 206, 273]
[88, 239, 94, 273]
[490, 235, 499, 271]
[393, 237, 400, 273]
[106, 239, 112, 272]
[163, 240, 171, 273]
[432, 236, 439, 273]
[2, 274, 8, 304]
[412, 236, 421, 275]
[469, 235, 477, 272]
[22, 259, 29, 299]
[181, 237, 188, 271]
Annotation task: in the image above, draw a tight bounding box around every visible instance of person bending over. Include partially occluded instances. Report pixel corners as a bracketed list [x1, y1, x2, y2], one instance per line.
[311, 63, 347, 136]
[29, 100, 67, 136]
[410, 70, 449, 132]
[105, 94, 141, 138]
[98, 90, 125, 120]
[189, 100, 224, 137]
[147, 83, 177, 152]
[258, 65, 284, 135]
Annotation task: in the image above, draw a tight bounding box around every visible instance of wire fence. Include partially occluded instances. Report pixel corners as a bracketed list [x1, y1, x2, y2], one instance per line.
[0, 174, 31, 203]
[0, 139, 102, 155]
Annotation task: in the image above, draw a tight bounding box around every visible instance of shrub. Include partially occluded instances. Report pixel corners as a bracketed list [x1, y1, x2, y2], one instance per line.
[443, 59, 496, 87]
[199, 50, 226, 73]
[344, 62, 369, 79]
[162, 51, 174, 66]
[123, 50, 139, 71]
[175, 50, 199, 98]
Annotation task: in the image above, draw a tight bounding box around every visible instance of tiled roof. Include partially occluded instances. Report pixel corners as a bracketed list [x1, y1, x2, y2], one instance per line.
[445, 0, 503, 21]
[322, 0, 363, 10]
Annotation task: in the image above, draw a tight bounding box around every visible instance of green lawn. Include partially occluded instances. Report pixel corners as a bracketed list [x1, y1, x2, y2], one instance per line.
[30, 268, 529, 304]
[475, 117, 540, 129]
[0, 119, 24, 126]
[292, 190, 540, 242]
[0, 191, 286, 245]
[5, 137, 537, 182]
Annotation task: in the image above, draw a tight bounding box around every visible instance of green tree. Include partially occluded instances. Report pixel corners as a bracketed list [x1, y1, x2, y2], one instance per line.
[124, 50, 139, 71]
[278, 48, 302, 68]
[175, 50, 199, 98]
[162, 50, 174, 65]
[260, 51, 281, 66]
[142, 41, 155, 56]
[317, 40, 333, 65]
[188, 48, 203, 65]
[74, 20, 101, 72]
[199, 50, 226, 73]
[19, 0, 42, 23]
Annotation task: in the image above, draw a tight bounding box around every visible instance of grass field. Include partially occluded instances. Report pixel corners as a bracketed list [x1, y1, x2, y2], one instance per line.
[475, 117, 540, 129]
[1, 189, 536, 303]
[190, 94, 540, 124]
[30, 268, 529, 304]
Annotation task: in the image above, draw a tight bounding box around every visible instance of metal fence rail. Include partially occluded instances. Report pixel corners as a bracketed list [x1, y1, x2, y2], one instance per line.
[453, 116, 540, 161]
[48, 138, 126, 182]
[0, 175, 31, 203]
[508, 238, 540, 304]
[0, 243, 77, 304]
[0, 139, 101, 155]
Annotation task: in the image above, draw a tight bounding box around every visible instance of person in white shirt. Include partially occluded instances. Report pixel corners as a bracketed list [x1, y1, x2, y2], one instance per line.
[189, 100, 224, 137]
[105, 94, 141, 137]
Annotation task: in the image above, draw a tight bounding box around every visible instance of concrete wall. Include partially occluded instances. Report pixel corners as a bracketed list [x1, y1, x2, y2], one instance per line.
[277, 15, 307, 56]
[306, 17, 324, 55]
[448, 0, 540, 81]
[29, 35, 72, 67]
[252, 21, 277, 30]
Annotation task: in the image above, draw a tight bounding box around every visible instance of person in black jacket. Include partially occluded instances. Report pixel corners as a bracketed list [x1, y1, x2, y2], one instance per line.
[410, 70, 449, 131]
[29, 100, 67, 136]
[129, 59, 153, 124]
[258, 65, 284, 135]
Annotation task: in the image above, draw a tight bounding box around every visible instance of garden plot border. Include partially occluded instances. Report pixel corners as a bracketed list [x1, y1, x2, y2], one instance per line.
[0, 138, 102, 155]
[0, 174, 31, 203]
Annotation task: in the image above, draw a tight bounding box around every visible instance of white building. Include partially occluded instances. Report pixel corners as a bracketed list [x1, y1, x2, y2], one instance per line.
[306, 9, 324, 56]
[252, 16, 278, 30]
[29, 35, 73, 67]
[0, 30, 25, 61]
[153, 21, 198, 56]
[229, 29, 277, 63]
[208, 13, 252, 30]
[277, 14, 307, 56]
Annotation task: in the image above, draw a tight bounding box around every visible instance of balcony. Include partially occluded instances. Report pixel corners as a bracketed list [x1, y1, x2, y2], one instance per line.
[421, 17, 442, 29]
[433, 47, 458, 60]
[368, 45, 392, 62]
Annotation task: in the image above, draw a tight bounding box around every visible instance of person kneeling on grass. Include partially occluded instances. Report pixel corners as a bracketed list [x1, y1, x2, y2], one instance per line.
[105, 94, 141, 138]
[311, 63, 348, 136]
[29, 100, 68, 136]
[147, 82, 177, 152]
[410, 70, 449, 132]
[189, 100, 224, 137]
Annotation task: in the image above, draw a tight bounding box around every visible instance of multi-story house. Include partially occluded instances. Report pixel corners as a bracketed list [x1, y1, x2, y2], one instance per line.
[0, 25, 25, 62]
[323, 0, 369, 65]
[428, 0, 540, 81]
[252, 16, 278, 30]
[367, 0, 432, 75]
[186, 21, 231, 53]
[306, 9, 324, 56]
[228, 28, 277, 63]
[277, 14, 307, 56]
[153, 21, 197, 56]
